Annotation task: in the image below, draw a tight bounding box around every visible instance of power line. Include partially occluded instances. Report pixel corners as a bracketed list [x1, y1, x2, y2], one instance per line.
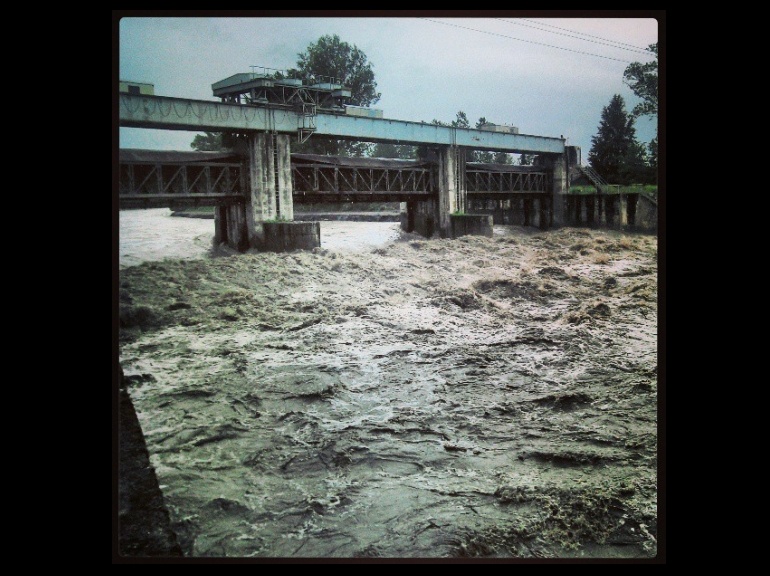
[494, 18, 653, 55]
[517, 18, 653, 52]
[418, 18, 644, 64]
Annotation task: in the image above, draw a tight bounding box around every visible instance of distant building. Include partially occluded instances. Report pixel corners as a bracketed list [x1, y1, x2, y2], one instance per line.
[119, 80, 154, 96]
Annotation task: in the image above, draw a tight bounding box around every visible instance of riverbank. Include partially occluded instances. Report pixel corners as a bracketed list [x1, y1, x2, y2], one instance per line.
[118, 225, 659, 559]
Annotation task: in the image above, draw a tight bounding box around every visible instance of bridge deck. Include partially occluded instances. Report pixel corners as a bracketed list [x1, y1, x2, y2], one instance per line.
[119, 94, 565, 155]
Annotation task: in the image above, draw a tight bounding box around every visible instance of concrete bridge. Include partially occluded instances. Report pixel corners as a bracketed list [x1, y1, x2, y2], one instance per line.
[119, 92, 581, 249]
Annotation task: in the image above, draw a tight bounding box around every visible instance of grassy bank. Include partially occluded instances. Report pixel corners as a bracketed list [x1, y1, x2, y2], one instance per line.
[569, 185, 657, 196]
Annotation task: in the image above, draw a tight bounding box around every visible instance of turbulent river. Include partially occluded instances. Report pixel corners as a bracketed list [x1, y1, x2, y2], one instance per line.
[118, 208, 659, 559]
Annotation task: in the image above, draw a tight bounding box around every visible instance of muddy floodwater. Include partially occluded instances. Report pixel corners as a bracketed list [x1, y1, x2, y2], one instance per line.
[118, 208, 659, 559]
[119, 209, 401, 269]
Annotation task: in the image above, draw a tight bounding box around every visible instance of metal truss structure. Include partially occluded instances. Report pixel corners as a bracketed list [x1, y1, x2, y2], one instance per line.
[291, 162, 433, 203]
[119, 161, 244, 208]
[118, 154, 552, 208]
[465, 168, 548, 195]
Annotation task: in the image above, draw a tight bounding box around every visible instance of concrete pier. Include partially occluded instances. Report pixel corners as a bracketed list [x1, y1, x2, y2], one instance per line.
[263, 221, 320, 252]
[214, 132, 323, 252]
[214, 204, 250, 252]
[618, 194, 628, 228]
[450, 214, 493, 238]
[541, 154, 567, 226]
[247, 133, 278, 247]
[402, 200, 417, 233]
[415, 199, 438, 238]
[585, 196, 596, 226]
[634, 194, 657, 231]
[437, 146, 467, 238]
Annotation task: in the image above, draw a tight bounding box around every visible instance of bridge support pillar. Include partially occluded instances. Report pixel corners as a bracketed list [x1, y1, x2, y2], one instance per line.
[598, 195, 606, 226]
[214, 204, 250, 252]
[523, 198, 532, 227]
[401, 201, 417, 233]
[604, 194, 620, 228]
[243, 133, 313, 251]
[618, 193, 628, 228]
[246, 133, 277, 248]
[541, 153, 567, 227]
[437, 146, 467, 238]
[411, 199, 438, 238]
[586, 196, 596, 226]
[539, 196, 551, 229]
[627, 194, 637, 228]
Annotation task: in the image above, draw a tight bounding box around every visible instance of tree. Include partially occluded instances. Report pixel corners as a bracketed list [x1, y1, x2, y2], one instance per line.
[493, 152, 512, 165]
[473, 117, 494, 163]
[372, 142, 416, 159]
[295, 34, 380, 107]
[623, 43, 658, 119]
[648, 136, 658, 173]
[451, 111, 470, 129]
[588, 95, 638, 184]
[518, 153, 533, 166]
[622, 43, 658, 184]
[191, 132, 225, 151]
[293, 34, 381, 156]
[618, 141, 650, 185]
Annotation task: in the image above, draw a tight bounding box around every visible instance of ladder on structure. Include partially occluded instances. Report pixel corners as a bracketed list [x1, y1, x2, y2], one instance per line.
[297, 103, 317, 144]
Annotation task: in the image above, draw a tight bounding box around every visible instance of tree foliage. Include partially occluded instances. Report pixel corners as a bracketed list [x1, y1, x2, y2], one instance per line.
[473, 117, 494, 163]
[648, 136, 658, 173]
[623, 43, 658, 119]
[293, 34, 381, 156]
[190, 132, 225, 151]
[618, 141, 652, 185]
[588, 95, 639, 185]
[295, 34, 381, 107]
[372, 142, 416, 159]
[414, 112, 517, 164]
[451, 111, 470, 129]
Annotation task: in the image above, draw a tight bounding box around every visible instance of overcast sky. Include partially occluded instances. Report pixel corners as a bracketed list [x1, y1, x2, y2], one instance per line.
[117, 14, 659, 161]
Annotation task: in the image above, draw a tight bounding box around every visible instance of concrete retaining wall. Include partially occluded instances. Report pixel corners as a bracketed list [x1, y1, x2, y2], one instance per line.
[562, 193, 657, 232]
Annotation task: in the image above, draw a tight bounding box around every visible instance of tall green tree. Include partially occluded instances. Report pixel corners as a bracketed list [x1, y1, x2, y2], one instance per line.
[623, 43, 658, 119]
[588, 95, 638, 185]
[295, 34, 381, 107]
[623, 43, 658, 184]
[451, 111, 470, 129]
[293, 34, 381, 156]
[618, 141, 651, 185]
[648, 136, 658, 173]
[518, 153, 533, 166]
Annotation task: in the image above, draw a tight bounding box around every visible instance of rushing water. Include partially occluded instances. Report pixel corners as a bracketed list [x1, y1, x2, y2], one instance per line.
[118, 210, 658, 559]
[118, 209, 401, 268]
